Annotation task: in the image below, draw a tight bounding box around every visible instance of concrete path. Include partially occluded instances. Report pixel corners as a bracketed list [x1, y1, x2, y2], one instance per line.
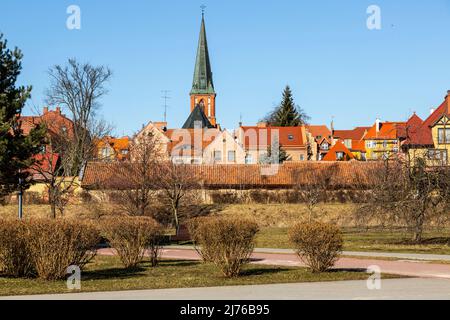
[166, 245, 450, 262]
[3, 278, 450, 300]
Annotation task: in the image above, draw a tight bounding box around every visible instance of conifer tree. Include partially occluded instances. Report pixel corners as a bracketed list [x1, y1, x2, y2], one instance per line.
[0, 34, 45, 197]
[264, 85, 309, 127]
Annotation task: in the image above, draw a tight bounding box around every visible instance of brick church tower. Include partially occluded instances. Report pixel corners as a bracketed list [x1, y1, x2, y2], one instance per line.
[189, 12, 217, 127]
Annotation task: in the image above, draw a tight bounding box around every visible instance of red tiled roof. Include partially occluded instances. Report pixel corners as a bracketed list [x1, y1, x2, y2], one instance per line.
[241, 126, 307, 149]
[306, 125, 331, 141]
[96, 136, 131, 160]
[364, 122, 406, 140]
[20, 109, 74, 138]
[80, 161, 380, 190]
[334, 127, 370, 140]
[405, 94, 450, 146]
[322, 141, 356, 161]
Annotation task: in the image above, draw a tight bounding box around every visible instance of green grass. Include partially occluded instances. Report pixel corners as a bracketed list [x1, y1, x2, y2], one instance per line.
[256, 227, 450, 255]
[0, 255, 375, 297]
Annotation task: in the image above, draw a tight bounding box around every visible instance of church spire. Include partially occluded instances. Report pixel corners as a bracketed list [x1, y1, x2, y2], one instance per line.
[190, 12, 215, 95]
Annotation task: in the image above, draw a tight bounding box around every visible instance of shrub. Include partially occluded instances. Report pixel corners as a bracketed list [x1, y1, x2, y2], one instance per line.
[102, 216, 163, 268]
[289, 221, 343, 273]
[26, 219, 100, 280]
[0, 219, 35, 277]
[189, 216, 259, 277]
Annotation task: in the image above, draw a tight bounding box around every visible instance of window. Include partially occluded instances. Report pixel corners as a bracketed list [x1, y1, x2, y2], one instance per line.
[288, 134, 294, 141]
[228, 151, 236, 162]
[336, 152, 344, 160]
[300, 154, 304, 161]
[428, 149, 448, 162]
[344, 139, 352, 149]
[214, 150, 222, 162]
[317, 135, 322, 140]
[121, 149, 128, 155]
[438, 128, 450, 144]
[245, 154, 253, 164]
[321, 143, 329, 151]
[383, 141, 388, 148]
[101, 147, 111, 158]
[366, 140, 376, 148]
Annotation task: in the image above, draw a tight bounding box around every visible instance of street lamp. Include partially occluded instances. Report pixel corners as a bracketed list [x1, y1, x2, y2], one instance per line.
[18, 170, 23, 220]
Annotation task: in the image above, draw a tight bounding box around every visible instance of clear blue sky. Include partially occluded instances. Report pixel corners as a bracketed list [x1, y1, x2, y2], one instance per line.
[1, 0, 449, 136]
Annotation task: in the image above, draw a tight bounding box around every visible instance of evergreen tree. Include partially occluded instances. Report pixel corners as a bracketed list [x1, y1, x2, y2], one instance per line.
[0, 34, 45, 197]
[264, 85, 309, 127]
[260, 142, 291, 164]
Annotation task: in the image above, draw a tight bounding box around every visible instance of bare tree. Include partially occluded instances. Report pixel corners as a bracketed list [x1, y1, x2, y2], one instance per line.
[155, 162, 200, 230]
[111, 131, 164, 216]
[293, 163, 337, 221]
[355, 158, 450, 243]
[45, 59, 113, 175]
[33, 59, 112, 218]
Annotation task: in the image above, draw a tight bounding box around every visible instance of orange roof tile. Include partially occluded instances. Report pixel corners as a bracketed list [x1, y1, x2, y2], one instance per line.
[306, 125, 332, 141]
[364, 122, 406, 140]
[322, 141, 356, 161]
[333, 127, 370, 140]
[81, 161, 380, 190]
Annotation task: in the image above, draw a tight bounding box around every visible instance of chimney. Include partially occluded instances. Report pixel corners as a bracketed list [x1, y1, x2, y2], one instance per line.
[55, 106, 61, 114]
[375, 118, 381, 133]
[257, 122, 268, 128]
[43, 106, 48, 114]
[153, 122, 168, 131]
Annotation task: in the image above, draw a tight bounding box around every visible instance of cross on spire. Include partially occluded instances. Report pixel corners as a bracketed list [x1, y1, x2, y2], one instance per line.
[200, 4, 206, 17]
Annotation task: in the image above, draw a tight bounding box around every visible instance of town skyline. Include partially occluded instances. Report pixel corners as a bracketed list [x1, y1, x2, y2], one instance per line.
[2, 0, 450, 135]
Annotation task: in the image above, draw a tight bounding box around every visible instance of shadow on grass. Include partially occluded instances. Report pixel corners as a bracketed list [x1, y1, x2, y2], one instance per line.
[83, 266, 147, 281]
[83, 259, 202, 281]
[329, 268, 367, 273]
[240, 267, 290, 277]
[158, 260, 200, 267]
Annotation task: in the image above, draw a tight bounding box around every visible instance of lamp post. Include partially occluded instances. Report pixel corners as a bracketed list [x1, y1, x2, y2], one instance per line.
[18, 172, 23, 220]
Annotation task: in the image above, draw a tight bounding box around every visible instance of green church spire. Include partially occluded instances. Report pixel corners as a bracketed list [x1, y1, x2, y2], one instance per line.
[190, 14, 215, 95]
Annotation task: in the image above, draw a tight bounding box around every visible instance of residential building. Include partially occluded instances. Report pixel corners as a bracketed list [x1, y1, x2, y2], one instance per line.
[402, 91, 450, 166]
[306, 125, 332, 160]
[322, 140, 355, 161]
[236, 123, 309, 164]
[95, 136, 131, 161]
[333, 126, 370, 160]
[363, 119, 407, 160]
[20, 106, 74, 154]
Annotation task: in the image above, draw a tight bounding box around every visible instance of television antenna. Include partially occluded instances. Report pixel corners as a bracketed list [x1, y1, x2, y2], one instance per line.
[161, 90, 171, 122]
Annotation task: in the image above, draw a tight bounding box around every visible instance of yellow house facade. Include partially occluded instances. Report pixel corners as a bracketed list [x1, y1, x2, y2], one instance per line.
[403, 91, 450, 166]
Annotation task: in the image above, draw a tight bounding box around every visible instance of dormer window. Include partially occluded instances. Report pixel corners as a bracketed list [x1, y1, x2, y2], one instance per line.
[288, 134, 294, 141]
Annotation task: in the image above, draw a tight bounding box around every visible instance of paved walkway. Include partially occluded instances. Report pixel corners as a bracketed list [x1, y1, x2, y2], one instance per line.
[3, 278, 450, 300]
[167, 245, 450, 262]
[99, 247, 450, 279]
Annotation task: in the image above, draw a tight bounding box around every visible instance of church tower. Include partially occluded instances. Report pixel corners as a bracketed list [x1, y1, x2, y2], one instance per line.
[190, 12, 217, 127]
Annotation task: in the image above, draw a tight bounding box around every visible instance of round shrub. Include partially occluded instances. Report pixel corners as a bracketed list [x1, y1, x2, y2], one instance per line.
[289, 221, 343, 273]
[189, 216, 259, 277]
[0, 219, 35, 277]
[101, 216, 163, 269]
[26, 219, 100, 280]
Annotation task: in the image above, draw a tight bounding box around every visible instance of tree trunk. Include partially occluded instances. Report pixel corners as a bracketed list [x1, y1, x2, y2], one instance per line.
[413, 213, 424, 243]
[173, 206, 179, 232]
[50, 202, 57, 219]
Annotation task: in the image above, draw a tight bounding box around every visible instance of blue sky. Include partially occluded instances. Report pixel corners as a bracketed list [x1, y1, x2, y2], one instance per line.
[1, 0, 449, 136]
